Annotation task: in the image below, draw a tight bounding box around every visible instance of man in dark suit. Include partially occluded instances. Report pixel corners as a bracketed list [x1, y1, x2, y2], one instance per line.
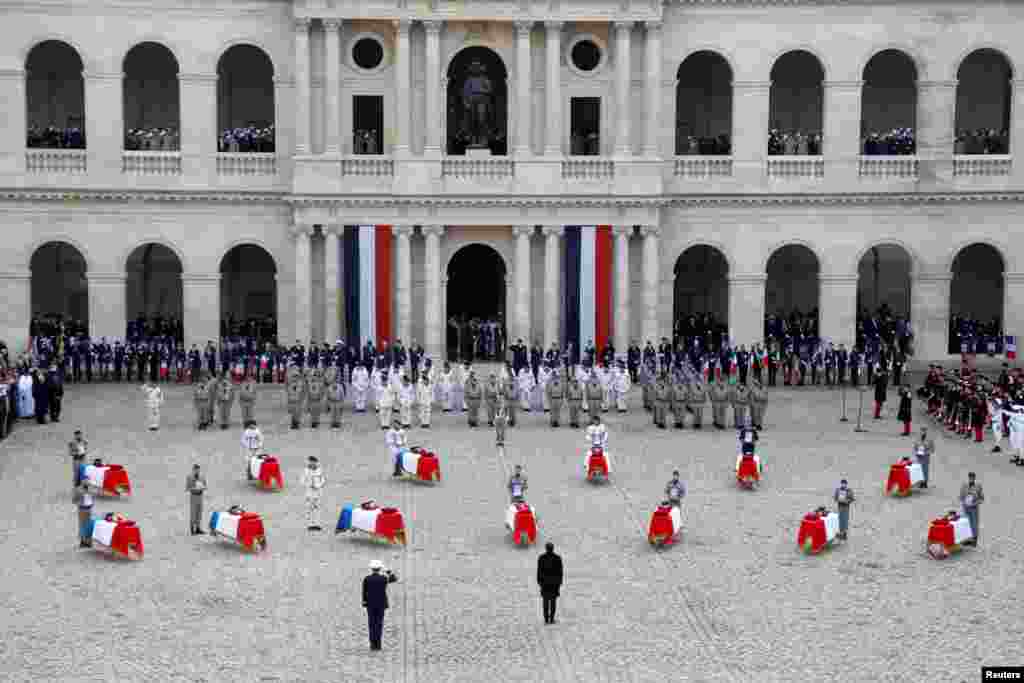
[536, 542, 564, 624]
[362, 559, 398, 650]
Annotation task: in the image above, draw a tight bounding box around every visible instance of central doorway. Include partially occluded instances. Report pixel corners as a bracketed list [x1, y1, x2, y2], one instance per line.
[446, 243, 507, 362]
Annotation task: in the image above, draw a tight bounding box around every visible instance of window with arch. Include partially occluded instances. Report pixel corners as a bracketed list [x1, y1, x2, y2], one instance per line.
[123, 42, 181, 151]
[675, 51, 733, 156]
[25, 40, 85, 149]
[949, 243, 1005, 354]
[955, 49, 1012, 155]
[217, 45, 275, 153]
[861, 50, 918, 155]
[769, 51, 824, 156]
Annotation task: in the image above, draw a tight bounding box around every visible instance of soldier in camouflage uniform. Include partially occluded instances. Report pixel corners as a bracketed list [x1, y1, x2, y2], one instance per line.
[547, 373, 565, 427]
[733, 382, 750, 429]
[640, 363, 654, 412]
[688, 380, 708, 429]
[484, 374, 500, 427]
[327, 372, 346, 429]
[287, 370, 306, 430]
[239, 376, 257, 425]
[465, 372, 483, 427]
[307, 368, 326, 428]
[217, 375, 235, 430]
[748, 379, 767, 430]
[653, 374, 670, 429]
[502, 373, 518, 428]
[566, 375, 583, 428]
[710, 379, 728, 429]
[193, 376, 209, 430]
[671, 378, 689, 429]
[206, 374, 217, 430]
[586, 373, 603, 422]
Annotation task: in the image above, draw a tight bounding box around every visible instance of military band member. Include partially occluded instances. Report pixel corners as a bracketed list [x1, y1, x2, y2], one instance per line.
[688, 381, 707, 429]
[465, 372, 482, 427]
[833, 479, 854, 540]
[417, 374, 433, 428]
[586, 373, 603, 423]
[186, 464, 207, 535]
[566, 375, 583, 428]
[302, 456, 326, 531]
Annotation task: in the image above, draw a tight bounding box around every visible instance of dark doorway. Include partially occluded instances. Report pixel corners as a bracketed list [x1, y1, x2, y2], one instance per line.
[446, 244, 507, 361]
[446, 46, 508, 156]
[30, 241, 88, 336]
[353, 95, 383, 154]
[220, 244, 278, 343]
[570, 97, 600, 156]
[673, 245, 729, 350]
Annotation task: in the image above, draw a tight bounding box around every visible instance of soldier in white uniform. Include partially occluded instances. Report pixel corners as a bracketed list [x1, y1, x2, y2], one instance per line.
[352, 364, 370, 412]
[585, 414, 608, 452]
[370, 367, 384, 412]
[142, 381, 164, 431]
[241, 421, 264, 480]
[416, 373, 433, 428]
[438, 362, 454, 412]
[517, 366, 535, 412]
[597, 364, 612, 412]
[612, 362, 631, 412]
[301, 456, 326, 531]
[398, 375, 415, 428]
[537, 363, 552, 412]
[386, 419, 407, 477]
[378, 374, 395, 429]
[575, 365, 591, 411]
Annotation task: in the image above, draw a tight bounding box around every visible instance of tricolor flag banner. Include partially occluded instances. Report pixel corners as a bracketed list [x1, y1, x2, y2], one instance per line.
[343, 225, 392, 348]
[1007, 335, 1017, 360]
[562, 226, 613, 357]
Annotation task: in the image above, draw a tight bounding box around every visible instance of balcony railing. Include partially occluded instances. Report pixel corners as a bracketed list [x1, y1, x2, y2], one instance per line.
[122, 151, 181, 176]
[767, 156, 824, 179]
[25, 149, 87, 174]
[953, 154, 1012, 177]
[442, 157, 515, 179]
[216, 153, 277, 176]
[673, 156, 733, 179]
[341, 156, 394, 177]
[562, 158, 615, 181]
[858, 155, 919, 179]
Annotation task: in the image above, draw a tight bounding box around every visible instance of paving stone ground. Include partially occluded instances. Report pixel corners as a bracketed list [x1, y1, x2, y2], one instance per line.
[1, 378, 1022, 683]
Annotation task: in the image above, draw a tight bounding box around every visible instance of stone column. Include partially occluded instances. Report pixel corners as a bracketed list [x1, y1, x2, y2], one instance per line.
[643, 21, 662, 156]
[544, 21, 563, 155]
[727, 275, 767, 346]
[424, 21, 442, 155]
[514, 226, 534, 344]
[614, 22, 633, 156]
[640, 225, 660, 343]
[916, 80, 956, 186]
[393, 225, 413, 344]
[731, 81, 771, 182]
[910, 272, 951, 362]
[819, 275, 859, 348]
[293, 224, 314, 342]
[1004, 273, 1024, 353]
[84, 72, 123, 177]
[0, 270, 31, 353]
[87, 273, 127, 342]
[182, 273, 221, 348]
[394, 19, 412, 156]
[613, 226, 632, 352]
[179, 73, 217, 180]
[823, 80, 862, 183]
[294, 18, 312, 155]
[422, 225, 445, 360]
[1011, 80, 1024, 184]
[324, 19, 342, 155]
[542, 226, 563, 347]
[0, 69, 25, 175]
[324, 225, 341, 343]
[514, 20, 533, 156]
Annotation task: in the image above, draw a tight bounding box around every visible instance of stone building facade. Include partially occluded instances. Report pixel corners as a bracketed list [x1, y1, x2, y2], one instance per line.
[1, 0, 1021, 362]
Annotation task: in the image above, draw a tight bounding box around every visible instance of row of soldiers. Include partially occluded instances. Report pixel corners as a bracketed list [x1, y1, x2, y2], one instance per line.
[641, 374, 768, 430]
[191, 373, 258, 430]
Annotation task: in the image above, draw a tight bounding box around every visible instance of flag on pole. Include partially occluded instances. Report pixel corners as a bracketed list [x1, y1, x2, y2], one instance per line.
[1006, 335, 1017, 360]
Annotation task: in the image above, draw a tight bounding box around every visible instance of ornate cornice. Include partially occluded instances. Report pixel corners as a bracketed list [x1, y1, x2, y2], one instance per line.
[0, 189, 288, 204]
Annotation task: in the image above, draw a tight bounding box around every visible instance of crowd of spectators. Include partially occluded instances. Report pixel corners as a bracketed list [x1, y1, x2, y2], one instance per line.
[768, 130, 823, 156]
[955, 129, 1009, 155]
[764, 310, 820, 348]
[353, 130, 381, 155]
[220, 315, 277, 346]
[949, 314, 1004, 355]
[676, 134, 732, 156]
[856, 305, 913, 354]
[219, 126, 275, 153]
[570, 132, 601, 156]
[672, 312, 730, 352]
[124, 127, 180, 151]
[861, 128, 915, 155]
[127, 314, 183, 344]
[27, 125, 85, 149]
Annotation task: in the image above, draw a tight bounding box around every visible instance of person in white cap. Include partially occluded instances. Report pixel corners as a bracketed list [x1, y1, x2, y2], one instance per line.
[386, 419, 407, 477]
[142, 380, 164, 431]
[363, 559, 398, 651]
[301, 456, 326, 531]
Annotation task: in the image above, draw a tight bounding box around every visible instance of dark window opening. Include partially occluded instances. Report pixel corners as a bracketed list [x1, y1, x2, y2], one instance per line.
[353, 95, 383, 154]
[570, 97, 600, 156]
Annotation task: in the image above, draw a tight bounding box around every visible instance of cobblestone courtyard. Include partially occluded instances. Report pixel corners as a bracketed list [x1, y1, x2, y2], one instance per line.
[1, 381, 1022, 683]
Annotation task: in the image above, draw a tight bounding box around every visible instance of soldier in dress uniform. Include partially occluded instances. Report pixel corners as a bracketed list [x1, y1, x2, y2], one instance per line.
[585, 372, 603, 423]
[566, 374, 583, 428]
[484, 374, 500, 427]
[688, 381, 707, 429]
[748, 379, 767, 430]
[239, 376, 257, 425]
[301, 456, 326, 531]
[397, 374, 415, 429]
[547, 372, 565, 427]
[465, 371, 482, 427]
[416, 373, 433, 428]
[653, 374, 670, 429]
[328, 371, 346, 428]
[142, 381, 164, 431]
[352, 363, 370, 412]
[216, 375, 234, 430]
[307, 368, 326, 428]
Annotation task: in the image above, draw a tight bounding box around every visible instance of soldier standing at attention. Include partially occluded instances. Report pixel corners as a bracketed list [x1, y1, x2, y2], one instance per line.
[959, 472, 984, 546]
[287, 369, 305, 430]
[748, 379, 767, 430]
[193, 376, 208, 430]
[416, 373, 433, 428]
[307, 369, 326, 429]
[502, 372, 518, 428]
[217, 374, 235, 430]
[547, 372, 565, 427]
[494, 397, 509, 447]
[484, 374, 500, 427]
[465, 371, 483, 427]
[142, 380, 164, 431]
[301, 456, 326, 531]
[733, 382, 750, 429]
[653, 374, 670, 429]
[671, 378, 689, 430]
[239, 376, 257, 425]
[688, 381, 707, 429]
[68, 429, 88, 488]
[833, 479, 854, 540]
[185, 464, 207, 535]
[586, 372, 603, 423]
[566, 374, 583, 428]
[710, 379, 727, 429]
[206, 373, 218, 428]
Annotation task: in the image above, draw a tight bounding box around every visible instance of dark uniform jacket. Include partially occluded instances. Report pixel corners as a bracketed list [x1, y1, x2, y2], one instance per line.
[537, 550, 564, 597]
[362, 571, 398, 610]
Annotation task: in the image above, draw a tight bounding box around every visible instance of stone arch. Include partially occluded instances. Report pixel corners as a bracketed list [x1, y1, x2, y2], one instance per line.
[759, 238, 824, 276]
[24, 40, 86, 141]
[949, 242, 1006, 353]
[25, 233, 93, 274]
[765, 44, 831, 83]
[769, 49, 825, 151]
[445, 242, 508, 361]
[29, 241, 89, 334]
[672, 243, 730, 349]
[857, 43, 926, 83]
[445, 45, 509, 156]
[855, 243, 914, 333]
[121, 237, 188, 274]
[213, 38, 279, 78]
[951, 44, 1015, 82]
[125, 242, 185, 339]
[122, 41, 181, 148]
[19, 34, 91, 73]
[764, 243, 821, 323]
[954, 48, 1013, 153]
[219, 243, 278, 343]
[216, 43, 276, 149]
[861, 49, 919, 152]
[675, 50, 734, 155]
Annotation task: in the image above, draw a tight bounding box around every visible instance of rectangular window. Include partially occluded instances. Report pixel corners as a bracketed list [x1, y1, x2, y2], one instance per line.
[353, 95, 383, 155]
[570, 97, 601, 156]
